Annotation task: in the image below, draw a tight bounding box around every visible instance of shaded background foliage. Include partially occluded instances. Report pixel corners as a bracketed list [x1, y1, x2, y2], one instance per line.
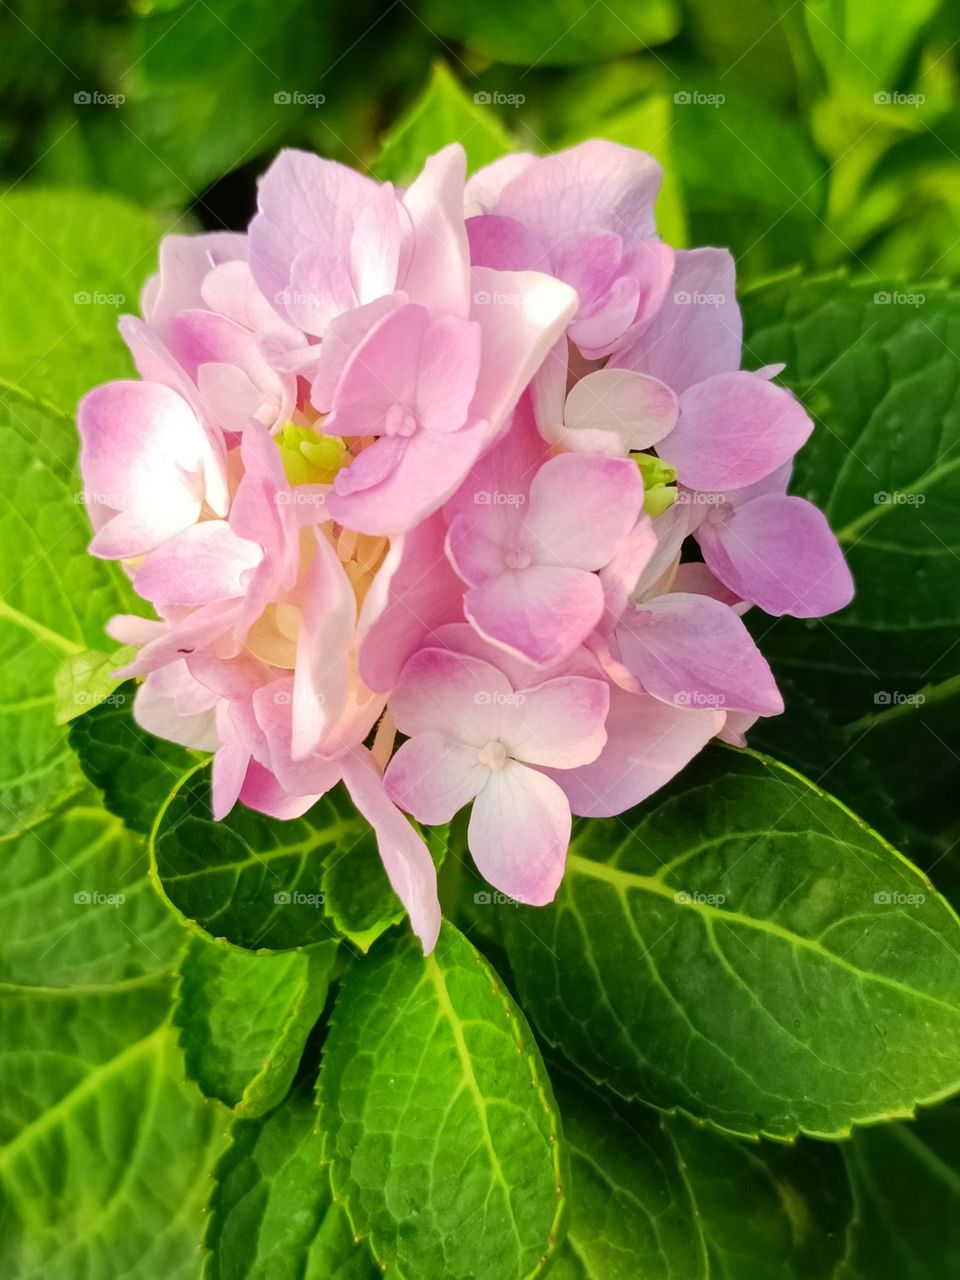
[1, 1, 960, 1278]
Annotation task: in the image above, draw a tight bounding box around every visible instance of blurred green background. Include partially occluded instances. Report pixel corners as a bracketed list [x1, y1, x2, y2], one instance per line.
[2, 0, 958, 279]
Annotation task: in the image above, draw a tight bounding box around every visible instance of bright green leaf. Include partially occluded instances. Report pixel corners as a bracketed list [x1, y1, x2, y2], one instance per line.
[504, 747, 960, 1139]
[372, 62, 515, 185]
[0, 773, 227, 1279]
[318, 923, 567, 1280]
[0, 190, 163, 405]
[176, 934, 336, 1116]
[54, 645, 133, 725]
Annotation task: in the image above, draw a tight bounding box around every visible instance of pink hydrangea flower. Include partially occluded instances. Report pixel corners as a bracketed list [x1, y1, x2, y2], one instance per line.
[76, 139, 853, 953]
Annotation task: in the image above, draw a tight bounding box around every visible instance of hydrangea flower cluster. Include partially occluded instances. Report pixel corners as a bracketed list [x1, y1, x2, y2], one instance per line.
[78, 141, 852, 952]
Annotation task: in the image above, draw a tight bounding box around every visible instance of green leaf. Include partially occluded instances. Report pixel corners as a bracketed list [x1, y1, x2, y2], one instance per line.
[419, 0, 679, 64]
[548, 1069, 708, 1279]
[175, 934, 336, 1116]
[0, 790, 183, 987]
[0, 386, 142, 832]
[670, 84, 825, 274]
[318, 923, 567, 1280]
[662, 1114, 852, 1278]
[504, 747, 960, 1140]
[0, 189, 163, 405]
[152, 762, 418, 952]
[837, 1099, 960, 1278]
[372, 62, 515, 185]
[0, 983, 227, 1279]
[803, 0, 941, 90]
[69, 679, 196, 835]
[54, 645, 133, 725]
[741, 273, 960, 722]
[0, 776, 228, 1278]
[204, 1080, 378, 1280]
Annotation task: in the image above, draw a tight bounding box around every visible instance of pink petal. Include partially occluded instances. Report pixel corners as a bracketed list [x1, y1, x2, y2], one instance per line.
[328, 419, 490, 536]
[615, 593, 783, 715]
[612, 247, 741, 392]
[466, 213, 544, 272]
[341, 748, 441, 954]
[492, 141, 663, 247]
[564, 367, 678, 452]
[468, 266, 578, 435]
[467, 762, 570, 906]
[464, 153, 537, 215]
[292, 530, 356, 759]
[665, 372, 812, 492]
[384, 732, 488, 824]
[249, 148, 384, 330]
[507, 675, 609, 768]
[358, 513, 465, 693]
[546, 685, 723, 817]
[465, 567, 605, 668]
[523, 453, 645, 570]
[134, 521, 263, 608]
[133, 672, 219, 752]
[390, 647, 511, 743]
[399, 143, 470, 316]
[446, 505, 525, 587]
[698, 493, 854, 618]
[79, 380, 227, 559]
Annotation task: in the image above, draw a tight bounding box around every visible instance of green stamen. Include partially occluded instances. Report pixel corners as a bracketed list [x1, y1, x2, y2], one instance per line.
[632, 453, 678, 517]
[277, 423, 347, 486]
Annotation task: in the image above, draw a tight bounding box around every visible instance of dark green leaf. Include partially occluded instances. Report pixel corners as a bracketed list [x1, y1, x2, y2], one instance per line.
[176, 934, 336, 1116]
[505, 747, 960, 1139]
[69, 679, 196, 835]
[152, 763, 417, 952]
[419, 0, 679, 65]
[204, 1081, 378, 1280]
[837, 1099, 960, 1278]
[742, 273, 960, 722]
